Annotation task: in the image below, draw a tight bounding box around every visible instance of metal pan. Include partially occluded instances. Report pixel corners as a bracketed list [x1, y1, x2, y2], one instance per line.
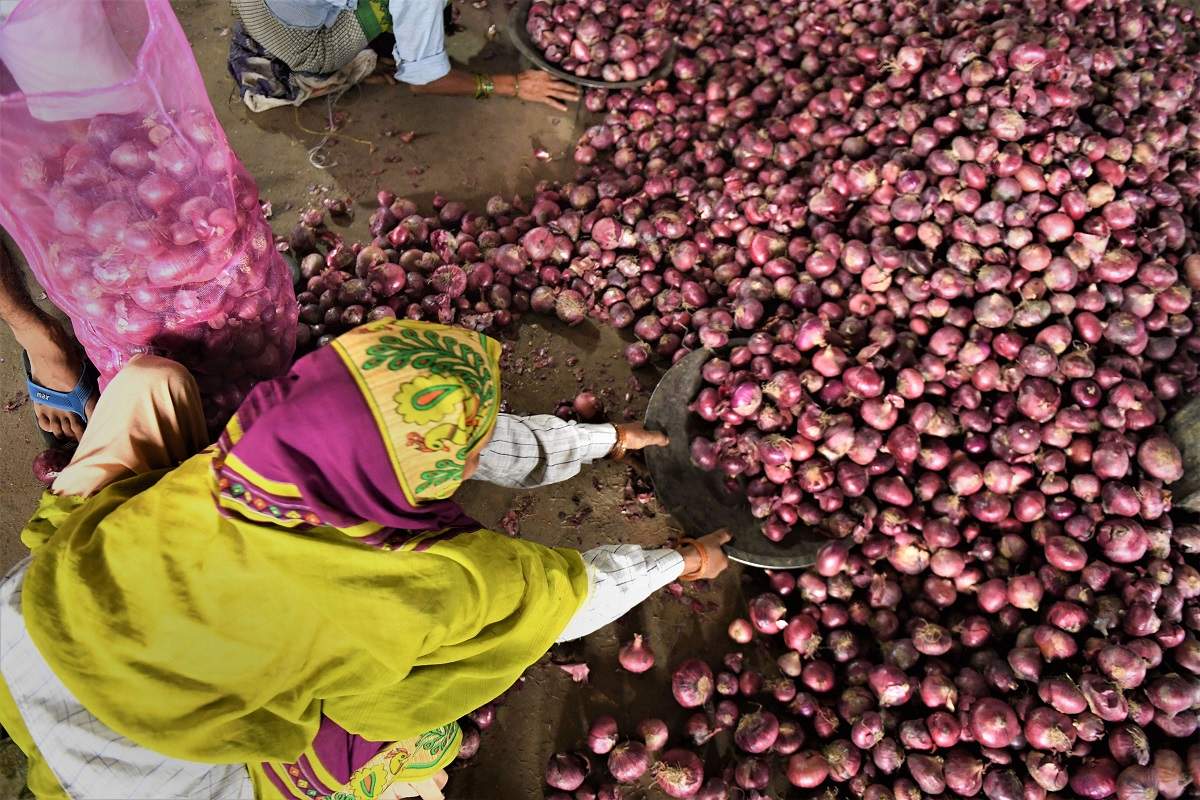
[643, 344, 824, 569]
[506, 0, 676, 90]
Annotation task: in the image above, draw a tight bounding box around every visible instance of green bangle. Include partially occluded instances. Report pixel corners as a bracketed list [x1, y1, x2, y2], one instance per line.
[474, 73, 494, 100]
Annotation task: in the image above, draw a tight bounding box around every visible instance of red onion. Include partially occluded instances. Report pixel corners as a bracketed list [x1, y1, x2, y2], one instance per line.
[1097, 519, 1149, 564]
[654, 749, 704, 798]
[733, 710, 779, 754]
[1115, 764, 1158, 800]
[748, 593, 787, 634]
[727, 618, 754, 644]
[572, 391, 603, 421]
[672, 660, 714, 708]
[638, 718, 668, 752]
[908, 753, 946, 794]
[1024, 706, 1077, 752]
[945, 749, 985, 796]
[787, 751, 829, 788]
[546, 752, 589, 791]
[618, 634, 655, 674]
[969, 698, 1020, 748]
[588, 715, 619, 755]
[608, 741, 649, 783]
[32, 448, 72, 486]
[1137, 436, 1183, 484]
[1070, 758, 1119, 799]
[1145, 675, 1196, 716]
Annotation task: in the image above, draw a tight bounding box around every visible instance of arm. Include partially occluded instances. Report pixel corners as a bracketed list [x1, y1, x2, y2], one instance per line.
[0, 239, 50, 350]
[410, 68, 581, 111]
[556, 530, 732, 642]
[388, 0, 578, 109]
[470, 413, 617, 489]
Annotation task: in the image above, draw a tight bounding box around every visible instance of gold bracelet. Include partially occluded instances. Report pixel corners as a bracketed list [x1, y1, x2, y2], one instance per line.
[513, 73, 521, 97]
[678, 538, 708, 582]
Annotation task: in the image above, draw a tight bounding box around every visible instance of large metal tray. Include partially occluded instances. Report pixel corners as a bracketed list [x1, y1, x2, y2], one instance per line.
[643, 344, 824, 569]
[506, 0, 676, 90]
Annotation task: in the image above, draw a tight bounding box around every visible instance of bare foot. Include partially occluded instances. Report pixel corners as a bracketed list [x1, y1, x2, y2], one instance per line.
[26, 321, 95, 441]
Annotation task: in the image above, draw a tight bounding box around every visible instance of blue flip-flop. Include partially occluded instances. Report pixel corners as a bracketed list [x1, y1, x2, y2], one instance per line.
[22, 350, 98, 445]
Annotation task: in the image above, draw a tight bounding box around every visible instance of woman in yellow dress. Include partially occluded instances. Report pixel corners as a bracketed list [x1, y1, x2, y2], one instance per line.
[0, 319, 729, 800]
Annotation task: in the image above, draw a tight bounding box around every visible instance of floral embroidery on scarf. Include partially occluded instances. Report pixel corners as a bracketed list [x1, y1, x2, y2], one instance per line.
[359, 326, 497, 495]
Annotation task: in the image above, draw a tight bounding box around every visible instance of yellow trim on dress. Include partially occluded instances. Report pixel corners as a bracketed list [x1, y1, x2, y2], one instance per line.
[223, 452, 303, 498]
[224, 411, 245, 446]
[338, 519, 385, 539]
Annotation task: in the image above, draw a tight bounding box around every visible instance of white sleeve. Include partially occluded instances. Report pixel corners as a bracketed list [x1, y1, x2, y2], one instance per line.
[556, 546, 686, 642]
[389, 0, 451, 84]
[470, 414, 617, 488]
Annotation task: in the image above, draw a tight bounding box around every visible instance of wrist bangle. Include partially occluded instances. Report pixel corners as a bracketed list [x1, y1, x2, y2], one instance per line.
[513, 73, 521, 97]
[678, 538, 708, 582]
[474, 73, 494, 100]
[609, 426, 627, 461]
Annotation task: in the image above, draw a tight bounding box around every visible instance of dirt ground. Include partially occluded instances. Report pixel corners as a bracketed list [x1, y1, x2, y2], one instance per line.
[0, 2, 746, 797]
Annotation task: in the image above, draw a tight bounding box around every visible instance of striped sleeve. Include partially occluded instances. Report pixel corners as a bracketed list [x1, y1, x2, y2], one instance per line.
[470, 414, 617, 488]
[555, 546, 686, 642]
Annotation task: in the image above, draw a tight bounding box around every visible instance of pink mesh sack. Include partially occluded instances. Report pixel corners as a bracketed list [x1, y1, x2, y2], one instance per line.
[0, 0, 296, 430]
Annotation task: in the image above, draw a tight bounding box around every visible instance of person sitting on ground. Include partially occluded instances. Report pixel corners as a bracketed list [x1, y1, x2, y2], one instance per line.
[0, 318, 730, 800]
[229, 0, 581, 111]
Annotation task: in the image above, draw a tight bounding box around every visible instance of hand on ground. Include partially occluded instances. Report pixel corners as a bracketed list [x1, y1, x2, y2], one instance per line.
[515, 70, 580, 111]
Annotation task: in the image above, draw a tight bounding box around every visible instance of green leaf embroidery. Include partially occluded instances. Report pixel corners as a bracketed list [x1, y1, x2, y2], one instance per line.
[415, 459, 464, 495]
[362, 330, 492, 404]
[360, 329, 497, 464]
[407, 724, 459, 771]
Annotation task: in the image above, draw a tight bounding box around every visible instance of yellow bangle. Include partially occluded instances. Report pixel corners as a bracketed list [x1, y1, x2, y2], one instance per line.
[514, 73, 521, 97]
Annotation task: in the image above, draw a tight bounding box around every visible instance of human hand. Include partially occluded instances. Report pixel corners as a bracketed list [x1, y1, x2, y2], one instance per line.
[679, 529, 732, 581]
[513, 70, 580, 111]
[615, 423, 669, 451]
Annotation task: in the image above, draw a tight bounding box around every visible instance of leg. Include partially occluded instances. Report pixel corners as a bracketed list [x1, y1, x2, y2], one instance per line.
[0, 237, 95, 441]
[51, 355, 208, 498]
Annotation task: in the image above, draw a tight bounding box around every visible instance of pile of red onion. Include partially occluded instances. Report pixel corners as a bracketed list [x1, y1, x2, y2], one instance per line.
[285, 0, 1200, 793]
[525, 0, 677, 82]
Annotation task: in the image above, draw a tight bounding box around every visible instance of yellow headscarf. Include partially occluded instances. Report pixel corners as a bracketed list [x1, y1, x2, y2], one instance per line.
[331, 319, 502, 503]
[211, 319, 503, 536]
